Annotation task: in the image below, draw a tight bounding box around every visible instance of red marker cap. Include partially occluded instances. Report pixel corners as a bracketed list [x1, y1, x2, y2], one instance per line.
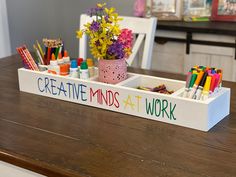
[77, 58, 84, 66]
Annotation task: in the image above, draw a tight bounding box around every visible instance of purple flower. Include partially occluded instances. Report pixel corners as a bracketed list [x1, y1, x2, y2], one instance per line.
[107, 41, 125, 59]
[90, 21, 100, 31]
[105, 15, 111, 23]
[95, 7, 104, 14]
[87, 6, 104, 16]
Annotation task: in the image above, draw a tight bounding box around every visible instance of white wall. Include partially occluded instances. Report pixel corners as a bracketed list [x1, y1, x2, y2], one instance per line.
[0, 0, 11, 58]
[0, 161, 45, 177]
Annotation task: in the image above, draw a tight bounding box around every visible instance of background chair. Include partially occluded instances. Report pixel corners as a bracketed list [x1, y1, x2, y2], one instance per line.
[79, 14, 157, 69]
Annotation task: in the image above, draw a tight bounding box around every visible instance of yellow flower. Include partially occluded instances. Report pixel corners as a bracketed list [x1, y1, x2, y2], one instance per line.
[105, 7, 115, 16]
[97, 3, 106, 8]
[75, 3, 132, 60]
[76, 30, 83, 38]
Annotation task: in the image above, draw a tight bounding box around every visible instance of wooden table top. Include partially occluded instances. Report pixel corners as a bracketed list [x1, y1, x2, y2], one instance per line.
[0, 55, 236, 177]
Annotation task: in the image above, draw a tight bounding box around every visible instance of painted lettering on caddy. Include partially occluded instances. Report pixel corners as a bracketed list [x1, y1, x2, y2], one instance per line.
[37, 77, 87, 101]
[145, 98, 176, 120]
[90, 88, 120, 108]
[123, 95, 142, 112]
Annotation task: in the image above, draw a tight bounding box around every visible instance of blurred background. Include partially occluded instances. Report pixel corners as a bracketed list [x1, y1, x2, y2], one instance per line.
[1, 0, 136, 58]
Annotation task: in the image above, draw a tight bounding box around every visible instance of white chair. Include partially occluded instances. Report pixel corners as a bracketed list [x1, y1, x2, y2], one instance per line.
[79, 14, 157, 69]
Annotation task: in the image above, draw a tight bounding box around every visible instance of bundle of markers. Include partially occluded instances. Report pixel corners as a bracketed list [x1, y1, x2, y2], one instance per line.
[182, 66, 222, 101]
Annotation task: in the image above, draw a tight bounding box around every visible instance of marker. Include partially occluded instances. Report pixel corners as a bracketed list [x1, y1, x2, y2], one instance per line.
[63, 50, 70, 64]
[213, 73, 220, 93]
[182, 72, 192, 98]
[69, 60, 79, 78]
[60, 64, 69, 76]
[87, 58, 95, 77]
[209, 74, 216, 96]
[57, 52, 64, 65]
[188, 71, 204, 99]
[218, 72, 223, 89]
[200, 76, 212, 101]
[194, 71, 208, 100]
[79, 61, 89, 80]
[48, 53, 59, 74]
[77, 58, 84, 70]
[188, 73, 197, 95]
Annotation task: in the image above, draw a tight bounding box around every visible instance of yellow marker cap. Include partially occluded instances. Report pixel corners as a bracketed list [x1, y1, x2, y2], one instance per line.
[203, 76, 211, 92]
[87, 58, 94, 67]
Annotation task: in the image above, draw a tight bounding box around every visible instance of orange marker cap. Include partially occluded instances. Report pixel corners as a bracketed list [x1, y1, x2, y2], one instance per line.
[58, 52, 62, 59]
[51, 53, 56, 61]
[194, 71, 204, 85]
[64, 50, 69, 57]
[60, 64, 69, 76]
[87, 58, 94, 67]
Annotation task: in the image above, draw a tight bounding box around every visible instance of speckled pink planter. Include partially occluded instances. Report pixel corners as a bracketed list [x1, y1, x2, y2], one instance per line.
[98, 59, 127, 84]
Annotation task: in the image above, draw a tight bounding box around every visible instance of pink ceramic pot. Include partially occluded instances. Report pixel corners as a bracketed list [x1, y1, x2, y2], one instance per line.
[98, 59, 127, 84]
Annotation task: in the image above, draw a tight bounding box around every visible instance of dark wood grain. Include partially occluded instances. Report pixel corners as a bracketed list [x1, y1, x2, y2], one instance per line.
[157, 21, 236, 36]
[0, 55, 236, 177]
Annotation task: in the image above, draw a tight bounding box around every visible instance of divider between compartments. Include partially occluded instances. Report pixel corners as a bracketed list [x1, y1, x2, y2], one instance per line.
[116, 74, 140, 86]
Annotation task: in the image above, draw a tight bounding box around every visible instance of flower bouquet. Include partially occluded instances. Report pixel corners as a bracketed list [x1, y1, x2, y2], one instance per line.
[76, 3, 133, 84]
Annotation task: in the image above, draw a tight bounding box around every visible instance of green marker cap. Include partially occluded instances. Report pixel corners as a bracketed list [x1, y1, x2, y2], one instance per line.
[189, 74, 197, 88]
[80, 61, 88, 70]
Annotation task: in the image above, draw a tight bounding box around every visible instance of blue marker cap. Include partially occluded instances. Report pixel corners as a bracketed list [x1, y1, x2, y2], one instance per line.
[70, 60, 78, 68]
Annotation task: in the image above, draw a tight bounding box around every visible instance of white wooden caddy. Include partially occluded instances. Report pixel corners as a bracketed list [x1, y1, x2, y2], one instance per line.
[18, 68, 230, 132]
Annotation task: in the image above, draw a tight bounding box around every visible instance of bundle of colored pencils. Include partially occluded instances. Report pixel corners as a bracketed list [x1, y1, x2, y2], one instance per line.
[16, 45, 39, 71]
[33, 38, 64, 65]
